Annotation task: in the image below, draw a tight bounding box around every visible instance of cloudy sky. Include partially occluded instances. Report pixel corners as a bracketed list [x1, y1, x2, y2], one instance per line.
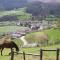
[40, 0, 60, 2]
[29, 0, 60, 3]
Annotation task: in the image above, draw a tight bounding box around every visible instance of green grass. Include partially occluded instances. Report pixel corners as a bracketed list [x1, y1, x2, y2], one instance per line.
[25, 32, 45, 43]
[12, 38, 23, 46]
[0, 44, 60, 60]
[44, 29, 60, 44]
[0, 26, 28, 33]
[0, 8, 32, 20]
[44, 29, 60, 39]
[25, 29, 60, 45]
[21, 44, 60, 53]
[0, 26, 60, 60]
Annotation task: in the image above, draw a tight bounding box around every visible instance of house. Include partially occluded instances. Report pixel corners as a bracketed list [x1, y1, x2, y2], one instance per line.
[11, 32, 21, 38]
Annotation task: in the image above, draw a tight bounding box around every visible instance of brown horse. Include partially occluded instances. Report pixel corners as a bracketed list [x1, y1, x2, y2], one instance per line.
[0, 41, 19, 56]
[0, 34, 19, 56]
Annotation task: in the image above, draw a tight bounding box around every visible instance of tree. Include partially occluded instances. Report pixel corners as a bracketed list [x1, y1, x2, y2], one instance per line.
[26, 2, 43, 16]
[49, 10, 55, 15]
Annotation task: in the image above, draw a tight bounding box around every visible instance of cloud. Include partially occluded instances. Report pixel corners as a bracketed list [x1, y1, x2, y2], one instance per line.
[29, 0, 60, 3]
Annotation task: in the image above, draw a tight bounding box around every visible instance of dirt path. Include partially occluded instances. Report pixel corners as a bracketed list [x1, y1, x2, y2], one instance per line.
[20, 36, 28, 45]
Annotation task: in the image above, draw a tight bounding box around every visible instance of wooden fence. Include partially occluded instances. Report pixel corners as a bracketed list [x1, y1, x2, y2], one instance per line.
[40, 48, 60, 60]
[10, 48, 60, 60]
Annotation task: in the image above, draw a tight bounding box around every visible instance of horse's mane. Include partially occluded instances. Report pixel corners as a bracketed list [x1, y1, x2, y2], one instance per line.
[11, 41, 19, 52]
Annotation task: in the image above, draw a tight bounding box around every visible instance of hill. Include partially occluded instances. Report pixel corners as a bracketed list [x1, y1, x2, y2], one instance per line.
[26, 1, 60, 17]
[25, 29, 60, 45]
[0, 8, 32, 21]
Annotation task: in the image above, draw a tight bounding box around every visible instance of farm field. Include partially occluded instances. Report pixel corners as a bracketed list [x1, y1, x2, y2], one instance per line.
[25, 29, 60, 45]
[0, 44, 60, 60]
[0, 26, 28, 33]
[0, 8, 32, 20]
[0, 27, 60, 60]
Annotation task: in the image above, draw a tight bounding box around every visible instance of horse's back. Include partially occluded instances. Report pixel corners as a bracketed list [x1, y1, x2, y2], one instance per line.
[0, 39, 4, 44]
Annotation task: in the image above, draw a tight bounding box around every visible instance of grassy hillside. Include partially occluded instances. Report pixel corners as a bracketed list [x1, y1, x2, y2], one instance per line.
[0, 26, 28, 33]
[12, 38, 23, 46]
[25, 29, 60, 45]
[25, 32, 46, 43]
[0, 8, 32, 20]
[0, 28, 60, 60]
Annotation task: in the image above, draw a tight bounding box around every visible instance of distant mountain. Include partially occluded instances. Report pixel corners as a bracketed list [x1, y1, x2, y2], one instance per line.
[0, 0, 60, 10]
[26, 1, 60, 17]
[0, 0, 28, 10]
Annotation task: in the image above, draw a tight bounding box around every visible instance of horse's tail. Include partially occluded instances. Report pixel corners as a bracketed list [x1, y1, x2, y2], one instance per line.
[12, 41, 19, 52]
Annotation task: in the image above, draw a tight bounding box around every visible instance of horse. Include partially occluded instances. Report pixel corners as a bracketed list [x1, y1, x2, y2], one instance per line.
[0, 41, 19, 56]
[0, 34, 19, 56]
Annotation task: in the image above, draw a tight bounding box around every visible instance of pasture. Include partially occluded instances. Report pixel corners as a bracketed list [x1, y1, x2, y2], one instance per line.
[0, 44, 60, 60]
[0, 26, 28, 33]
[0, 26, 60, 60]
[0, 8, 32, 20]
[25, 29, 60, 45]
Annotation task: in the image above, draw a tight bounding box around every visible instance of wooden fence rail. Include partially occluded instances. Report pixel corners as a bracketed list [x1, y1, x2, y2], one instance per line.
[40, 48, 60, 60]
[10, 48, 60, 60]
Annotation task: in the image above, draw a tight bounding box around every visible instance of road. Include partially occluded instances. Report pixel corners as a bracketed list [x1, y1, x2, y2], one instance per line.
[20, 36, 28, 45]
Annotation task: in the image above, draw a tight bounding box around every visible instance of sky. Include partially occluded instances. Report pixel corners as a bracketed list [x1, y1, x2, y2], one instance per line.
[40, 0, 60, 2]
[29, 0, 60, 3]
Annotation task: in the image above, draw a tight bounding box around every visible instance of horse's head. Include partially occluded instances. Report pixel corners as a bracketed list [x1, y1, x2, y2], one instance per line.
[16, 46, 19, 52]
[11, 41, 19, 53]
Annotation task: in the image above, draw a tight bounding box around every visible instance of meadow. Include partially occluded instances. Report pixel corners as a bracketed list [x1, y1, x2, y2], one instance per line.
[0, 44, 60, 60]
[0, 28, 60, 60]
[0, 8, 32, 20]
[0, 26, 28, 33]
[25, 28, 60, 45]
[0, 23, 60, 60]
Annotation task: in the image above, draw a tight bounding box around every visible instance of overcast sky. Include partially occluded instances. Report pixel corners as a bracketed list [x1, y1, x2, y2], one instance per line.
[29, 0, 60, 3]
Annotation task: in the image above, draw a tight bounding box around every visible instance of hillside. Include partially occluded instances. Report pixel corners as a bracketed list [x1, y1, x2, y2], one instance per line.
[26, 2, 60, 17]
[0, 8, 32, 21]
[25, 29, 60, 45]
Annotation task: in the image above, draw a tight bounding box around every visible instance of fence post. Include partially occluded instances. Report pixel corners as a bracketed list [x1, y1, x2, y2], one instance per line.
[10, 49, 14, 60]
[23, 52, 25, 60]
[56, 48, 59, 60]
[40, 49, 43, 60]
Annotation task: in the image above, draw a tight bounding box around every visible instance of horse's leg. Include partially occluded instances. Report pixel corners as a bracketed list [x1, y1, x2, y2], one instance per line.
[1, 48, 4, 56]
[9, 48, 12, 55]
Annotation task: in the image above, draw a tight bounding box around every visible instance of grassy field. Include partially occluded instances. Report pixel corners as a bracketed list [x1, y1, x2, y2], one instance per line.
[0, 27, 60, 60]
[0, 8, 32, 20]
[25, 29, 60, 45]
[0, 44, 60, 60]
[0, 26, 28, 33]
[0, 26, 25, 46]
[12, 38, 23, 46]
